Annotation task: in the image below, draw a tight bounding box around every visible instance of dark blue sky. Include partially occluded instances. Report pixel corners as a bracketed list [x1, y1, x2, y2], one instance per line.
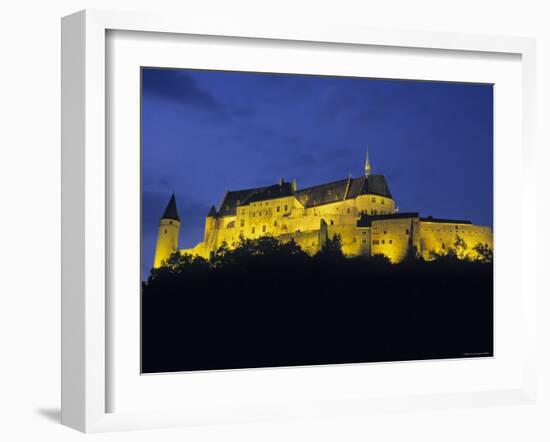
[141, 68, 493, 279]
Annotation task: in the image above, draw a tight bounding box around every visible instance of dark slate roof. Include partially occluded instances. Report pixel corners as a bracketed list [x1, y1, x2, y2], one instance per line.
[216, 174, 393, 215]
[218, 182, 294, 216]
[161, 194, 180, 221]
[420, 216, 472, 225]
[364, 175, 393, 199]
[218, 187, 261, 216]
[357, 212, 419, 227]
[295, 178, 350, 207]
[207, 206, 217, 217]
[244, 182, 294, 204]
[295, 174, 393, 208]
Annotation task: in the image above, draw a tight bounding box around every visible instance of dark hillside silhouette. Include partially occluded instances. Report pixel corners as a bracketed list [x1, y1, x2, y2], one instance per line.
[142, 236, 493, 373]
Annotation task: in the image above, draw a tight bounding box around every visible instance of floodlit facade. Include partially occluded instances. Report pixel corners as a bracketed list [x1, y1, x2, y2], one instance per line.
[154, 154, 493, 267]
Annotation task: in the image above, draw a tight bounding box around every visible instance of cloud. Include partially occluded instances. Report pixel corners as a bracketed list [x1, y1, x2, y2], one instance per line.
[142, 69, 224, 114]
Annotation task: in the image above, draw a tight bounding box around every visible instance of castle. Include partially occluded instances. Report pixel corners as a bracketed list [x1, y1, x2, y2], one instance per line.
[153, 153, 493, 268]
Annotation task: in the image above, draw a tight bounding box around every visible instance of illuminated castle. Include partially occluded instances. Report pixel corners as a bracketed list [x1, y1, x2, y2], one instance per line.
[154, 153, 493, 268]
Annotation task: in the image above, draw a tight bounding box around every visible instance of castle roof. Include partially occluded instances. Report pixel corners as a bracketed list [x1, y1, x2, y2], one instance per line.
[217, 182, 295, 216]
[216, 174, 393, 216]
[162, 193, 180, 221]
[295, 175, 392, 207]
[357, 212, 419, 227]
[244, 182, 295, 204]
[356, 213, 474, 227]
[419, 216, 472, 225]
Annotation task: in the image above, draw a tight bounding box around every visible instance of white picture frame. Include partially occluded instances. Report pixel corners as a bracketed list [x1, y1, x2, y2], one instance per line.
[61, 9, 537, 433]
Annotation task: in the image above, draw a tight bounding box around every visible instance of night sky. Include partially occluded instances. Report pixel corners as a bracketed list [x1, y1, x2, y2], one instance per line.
[141, 68, 493, 279]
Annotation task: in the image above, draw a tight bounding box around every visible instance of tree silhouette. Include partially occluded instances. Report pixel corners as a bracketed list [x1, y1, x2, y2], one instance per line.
[473, 243, 493, 263]
[142, 233, 493, 373]
[316, 233, 344, 259]
[452, 234, 468, 259]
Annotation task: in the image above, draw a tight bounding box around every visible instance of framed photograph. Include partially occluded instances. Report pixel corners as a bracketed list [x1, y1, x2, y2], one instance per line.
[61, 9, 537, 432]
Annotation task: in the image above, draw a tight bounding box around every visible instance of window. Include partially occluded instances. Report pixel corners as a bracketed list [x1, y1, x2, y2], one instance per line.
[347, 208, 350, 214]
[277, 206, 280, 212]
[373, 227, 379, 234]
[372, 240, 379, 245]
[371, 197, 376, 203]
[381, 199, 385, 205]
[406, 229, 409, 234]
[252, 212, 255, 217]
[383, 230, 387, 235]
[242, 209, 246, 216]
[262, 225, 266, 233]
[382, 239, 385, 244]
[284, 205, 288, 211]
[164, 229, 167, 234]
[389, 239, 393, 244]
[362, 238, 367, 244]
[442, 243, 446, 249]
[373, 210, 377, 215]
[240, 220, 244, 227]
[330, 220, 334, 225]
[251, 227, 255, 234]
[362, 230, 367, 236]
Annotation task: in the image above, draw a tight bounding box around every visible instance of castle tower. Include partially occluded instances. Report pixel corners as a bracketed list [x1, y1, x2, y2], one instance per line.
[204, 206, 217, 244]
[365, 149, 371, 177]
[153, 194, 181, 268]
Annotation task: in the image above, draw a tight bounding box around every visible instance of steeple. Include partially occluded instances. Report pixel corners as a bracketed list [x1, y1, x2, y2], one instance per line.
[207, 205, 217, 217]
[162, 193, 180, 221]
[365, 149, 371, 177]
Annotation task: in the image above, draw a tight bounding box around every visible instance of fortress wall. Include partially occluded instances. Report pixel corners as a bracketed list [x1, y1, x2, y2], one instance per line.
[326, 224, 364, 256]
[418, 221, 493, 259]
[179, 242, 209, 259]
[283, 200, 358, 233]
[277, 230, 321, 255]
[356, 194, 396, 215]
[235, 195, 299, 238]
[370, 218, 415, 263]
[211, 217, 240, 249]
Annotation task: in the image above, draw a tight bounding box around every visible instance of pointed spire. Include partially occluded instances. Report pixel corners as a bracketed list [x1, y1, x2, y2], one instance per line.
[207, 205, 217, 217]
[161, 193, 180, 221]
[365, 149, 371, 177]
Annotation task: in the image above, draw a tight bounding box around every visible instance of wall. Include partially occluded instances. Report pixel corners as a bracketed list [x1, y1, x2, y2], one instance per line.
[356, 194, 396, 215]
[371, 218, 415, 262]
[418, 221, 493, 260]
[1, 1, 548, 442]
[153, 219, 180, 267]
